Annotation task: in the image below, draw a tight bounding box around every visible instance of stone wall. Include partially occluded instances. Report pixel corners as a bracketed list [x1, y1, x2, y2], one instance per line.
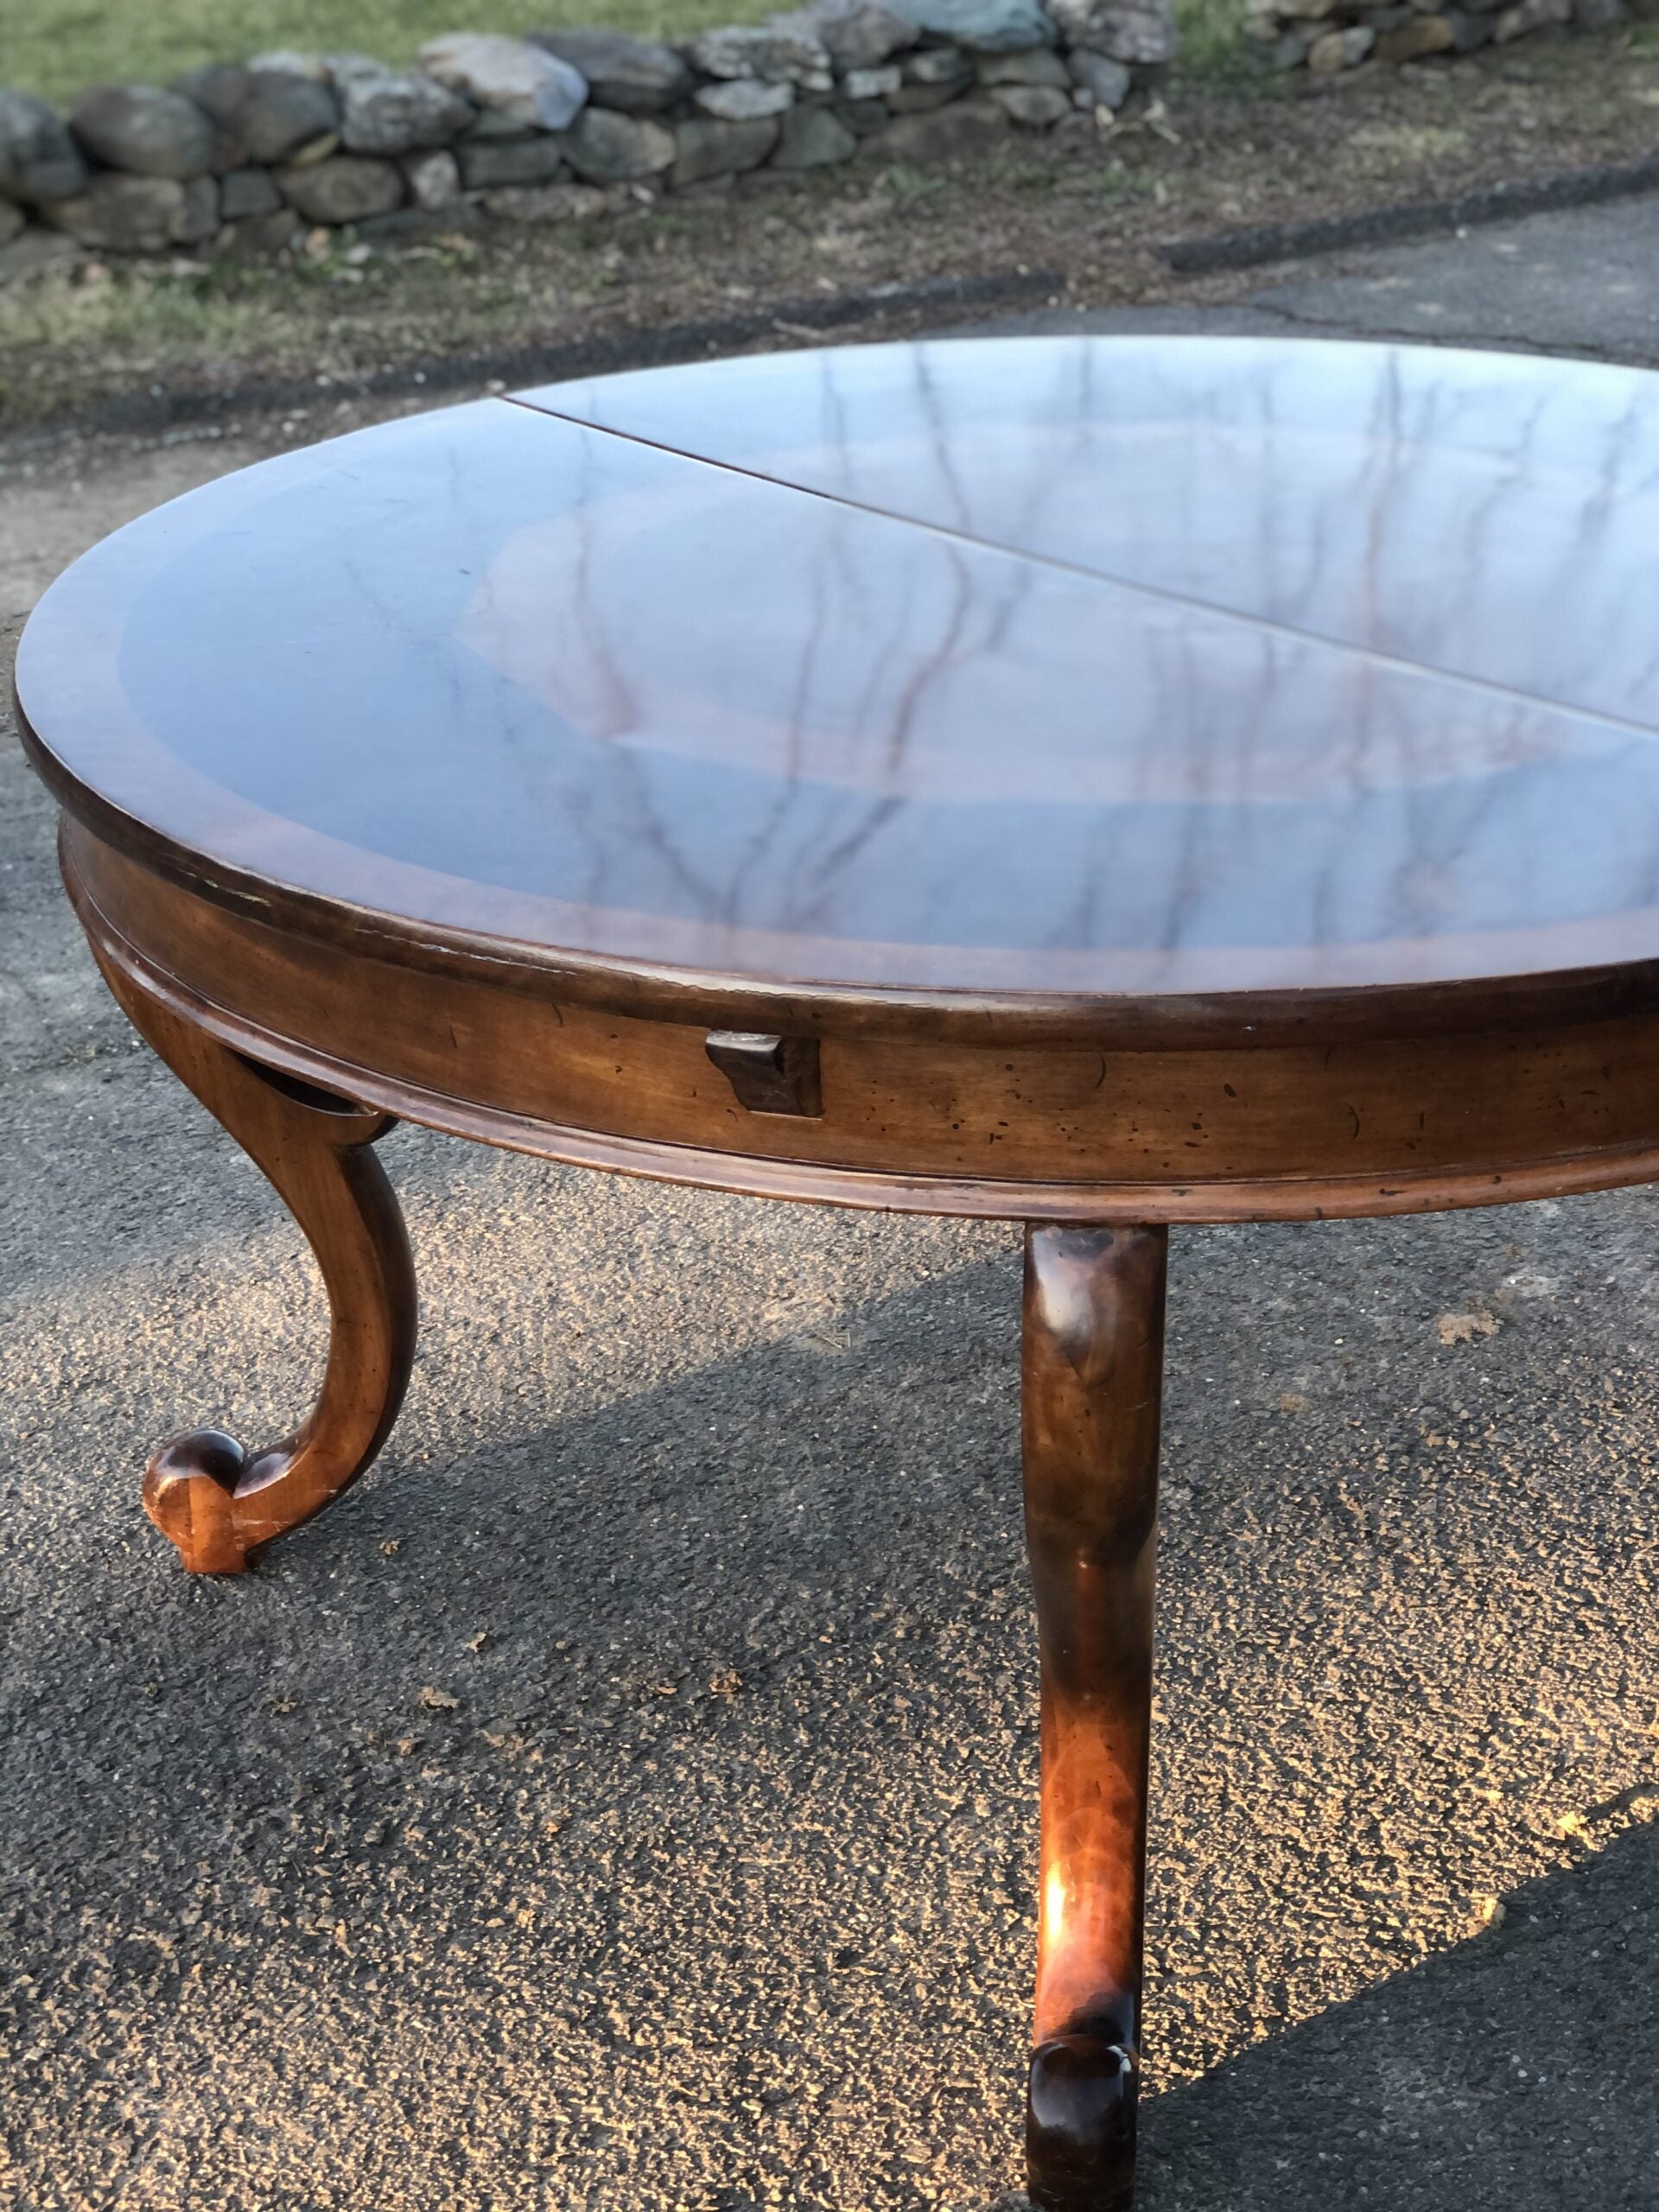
[0, 0, 1177, 261]
[1245, 0, 1621, 77]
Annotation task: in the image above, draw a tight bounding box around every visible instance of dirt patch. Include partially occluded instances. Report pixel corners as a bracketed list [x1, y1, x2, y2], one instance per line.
[3, 29, 1658, 430]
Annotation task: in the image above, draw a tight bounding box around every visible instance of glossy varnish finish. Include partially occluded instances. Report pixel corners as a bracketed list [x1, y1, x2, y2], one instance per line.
[20, 340, 1659, 1008]
[1023, 1225, 1165, 2212]
[18, 336, 1659, 2211]
[513, 337, 1659, 731]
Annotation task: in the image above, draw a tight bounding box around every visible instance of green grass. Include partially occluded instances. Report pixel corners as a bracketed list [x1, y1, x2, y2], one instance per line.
[0, 1, 758, 105]
[1168, 0, 1250, 76]
[2, 0, 1247, 105]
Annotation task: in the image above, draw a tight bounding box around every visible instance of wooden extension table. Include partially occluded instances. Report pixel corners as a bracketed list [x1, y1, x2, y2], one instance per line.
[16, 334, 1659, 2209]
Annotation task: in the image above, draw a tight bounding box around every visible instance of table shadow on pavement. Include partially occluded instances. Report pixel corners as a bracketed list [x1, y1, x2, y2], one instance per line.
[5, 1149, 1657, 2211]
[1139, 1816, 1658, 2211]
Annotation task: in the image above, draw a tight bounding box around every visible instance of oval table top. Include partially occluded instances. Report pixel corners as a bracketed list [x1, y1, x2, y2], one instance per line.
[17, 335, 1659, 1031]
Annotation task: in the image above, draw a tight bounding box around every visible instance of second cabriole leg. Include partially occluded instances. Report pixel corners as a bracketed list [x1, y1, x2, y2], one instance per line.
[1022, 1223, 1167, 2212]
[93, 940, 418, 1575]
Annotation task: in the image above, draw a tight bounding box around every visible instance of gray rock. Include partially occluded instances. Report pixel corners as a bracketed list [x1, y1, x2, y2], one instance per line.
[842, 62, 905, 92]
[1493, 0, 1569, 35]
[1307, 21, 1377, 62]
[563, 107, 677, 180]
[690, 24, 835, 83]
[1371, 11, 1450, 52]
[978, 44, 1072, 79]
[246, 49, 329, 79]
[160, 65, 228, 140]
[0, 222, 78, 280]
[1269, 29, 1313, 62]
[771, 102, 860, 163]
[891, 45, 974, 103]
[276, 152, 404, 221]
[284, 132, 342, 169]
[353, 201, 482, 238]
[481, 179, 606, 219]
[835, 92, 893, 129]
[991, 80, 1072, 117]
[888, 74, 974, 109]
[174, 66, 340, 166]
[219, 206, 305, 256]
[68, 84, 215, 178]
[41, 170, 218, 249]
[460, 106, 531, 137]
[0, 90, 88, 203]
[526, 29, 690, 112]
[0, 197, 25, 245]
[1573, 0, 1622, 21]
[419, 33, 588, 129]
[456, 133, 569, 187]
[403, 147, 463, 207]
[175, 175, 221, 239]
[905, 44, 977, 78]
[695, 78, 798, 118]
[319, 50, 384, 83]
[1067, 47, 1134, 101]
[766, 0, 922, 63]
[1444, 4, 1497, 41]
[880, 89, 1008, 149]
[671, 114, 781, 184]
[218, 164, 283, 218]
[1044, 0, 1179, 58]
[338, 66, 473, 154]
[881, 0, 1058, 48]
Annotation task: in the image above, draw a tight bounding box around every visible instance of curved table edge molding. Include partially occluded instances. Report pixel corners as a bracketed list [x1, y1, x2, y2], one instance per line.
[65, 823, 1659, 1230]
[26, 694, 1659, 1055]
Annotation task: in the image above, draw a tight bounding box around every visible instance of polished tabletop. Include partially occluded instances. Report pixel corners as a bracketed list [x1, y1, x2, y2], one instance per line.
[17, 335, 1659, 1006]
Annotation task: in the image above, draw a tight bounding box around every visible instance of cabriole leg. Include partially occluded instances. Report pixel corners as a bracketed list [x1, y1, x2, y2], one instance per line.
[92, 942, 417, 1574]
[1022, 1224, 1166, 2212]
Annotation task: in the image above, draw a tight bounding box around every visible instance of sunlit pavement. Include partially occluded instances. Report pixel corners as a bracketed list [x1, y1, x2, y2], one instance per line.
[2, 194, 1656, 2212]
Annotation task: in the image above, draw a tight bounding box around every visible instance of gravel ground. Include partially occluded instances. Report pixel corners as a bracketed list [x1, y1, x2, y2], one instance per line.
[2, 226, 1656, 2212]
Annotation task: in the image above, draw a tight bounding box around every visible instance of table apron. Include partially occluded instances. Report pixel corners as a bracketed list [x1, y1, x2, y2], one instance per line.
[64, 820, 1659, 1225]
